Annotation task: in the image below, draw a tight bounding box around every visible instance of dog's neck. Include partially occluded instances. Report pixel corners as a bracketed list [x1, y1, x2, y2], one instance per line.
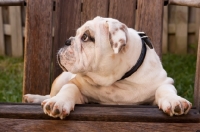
[86, 29, 144, 86]
[119, 32, 153, 80]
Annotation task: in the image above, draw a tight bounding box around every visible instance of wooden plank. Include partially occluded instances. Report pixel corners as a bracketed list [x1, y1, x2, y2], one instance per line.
[194, 28, 200, 112]
[196, 8, 200, 43]
[168, 23, 196, 34]
[169, 0, 200, 8]
[0, 7, 5, 55]
[9, 6, 23, 57]
[0, 0, 25, 6]
[3, 24, 25, 37]
[23, 0, 53, 96]
[162, 5, 168, 54]
[0, 103, 199, 123]
[52, 0, 81, 81]
[136, 0, 163, 57]
[175, 6, 188, 54]
[108, 0, 136, 28]
[0, 118, 200, 132]
[81, 0, 109, 25]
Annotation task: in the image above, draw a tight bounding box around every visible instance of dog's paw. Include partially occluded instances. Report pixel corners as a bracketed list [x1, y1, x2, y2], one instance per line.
[23, 94, 50, 103]
[41, 96, 75, 119]
[158, 95, 192, 116]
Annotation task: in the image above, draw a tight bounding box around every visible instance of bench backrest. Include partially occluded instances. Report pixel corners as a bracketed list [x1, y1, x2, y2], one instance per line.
[22, 0, 200, 111]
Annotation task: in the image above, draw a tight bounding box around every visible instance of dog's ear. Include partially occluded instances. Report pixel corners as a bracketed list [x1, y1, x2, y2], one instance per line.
[107, 22, 128, 54]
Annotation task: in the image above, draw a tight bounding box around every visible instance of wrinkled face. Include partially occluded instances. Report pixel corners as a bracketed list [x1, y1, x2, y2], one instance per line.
[57, 16, 128, 74]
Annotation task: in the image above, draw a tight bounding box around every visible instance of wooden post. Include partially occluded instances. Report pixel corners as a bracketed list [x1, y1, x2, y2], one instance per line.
[196, 9, 200, 44]
[175, 6, 188, 54]
[9, 6, 23, 57]
[169, 0, 200, 8]
[81, 0, 109, 25]
[23, 0, 53, 96]
[194, 28, 200, 112]
[0, 7, 5, 55]
[108, 0, 136, 28]
[136, 0, 163, 57]
[162, 5, 168, 54]
[52, 0, 81, 80]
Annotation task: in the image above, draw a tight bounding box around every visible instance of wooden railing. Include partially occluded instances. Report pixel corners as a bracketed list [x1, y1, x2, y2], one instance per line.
[0, 1, 200, 56]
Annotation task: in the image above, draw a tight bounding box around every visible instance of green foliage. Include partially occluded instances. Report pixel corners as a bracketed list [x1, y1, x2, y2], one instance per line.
[0, 56, 23, 102]
[162, 54, 196, 103]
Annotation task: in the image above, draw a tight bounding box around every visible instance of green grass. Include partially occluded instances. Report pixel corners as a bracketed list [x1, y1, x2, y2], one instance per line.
[162, 54, 196, 103]
[0, 56, 23, 102]
[0, 54, 196, 103]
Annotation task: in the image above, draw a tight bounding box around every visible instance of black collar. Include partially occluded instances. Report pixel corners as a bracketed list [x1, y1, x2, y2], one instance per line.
[119, 32, 153, 80]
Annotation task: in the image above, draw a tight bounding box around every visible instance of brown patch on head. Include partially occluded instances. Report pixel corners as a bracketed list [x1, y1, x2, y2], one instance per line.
[120, 44, 128, 53]
[112, 28, 118, 35]
[114, 43, 118, 48]
[120, 24, 128, 42]
[109, 32, 114, 47]
[120, 24, 126, 32]
[119, 39, 125, 45]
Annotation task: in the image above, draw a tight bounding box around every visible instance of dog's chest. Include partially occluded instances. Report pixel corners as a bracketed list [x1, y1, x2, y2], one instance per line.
[80, 82, 155, 105]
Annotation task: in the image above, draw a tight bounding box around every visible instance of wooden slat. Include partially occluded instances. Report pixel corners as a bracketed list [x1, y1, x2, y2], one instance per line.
[175, 6, 188, 54]
[9, 6, 23, 57]
[0, 0, 25, 6]
[162, 5, 168, 54]
[0, 7, 5, 55]
[168, 23, 196, 34]
[23, 0, 53, 96]
[0, 103, 199, 123]
[52, 0, 81, 81]
[3, 24, 25, 37]
[169, 0, 200, 8]
[108, 0, 136, 28]
[136, 0, 163, 57]
[81, 0, 109, 25]
[0, 119, 200, 132]
[196, 8, 200, 43]
[194, 28, 200, 112]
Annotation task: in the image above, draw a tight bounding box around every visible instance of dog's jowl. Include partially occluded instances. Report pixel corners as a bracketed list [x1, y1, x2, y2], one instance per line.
[24, 17, 192, 119]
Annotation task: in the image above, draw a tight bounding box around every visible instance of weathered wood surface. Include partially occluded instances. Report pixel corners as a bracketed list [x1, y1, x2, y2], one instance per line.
[195, 28, 200, 112]
[0, 7, 5, 55]
[169, 0, 200, 8]
[175, 6, 188, 54]
[162, 5, 168, 54]
[0, 103, 199, 123]
[9, 6, 23, 57]
[108, 0, 136, 28]
[52, 0, 81, 81]
[23, 0, 53, 96]
[0, 103, 200, 131]
[136, 0, 163, 57]
[81, 0, 108, 25]
[0, 0, 25, 6]
[0, 119, 200, 132]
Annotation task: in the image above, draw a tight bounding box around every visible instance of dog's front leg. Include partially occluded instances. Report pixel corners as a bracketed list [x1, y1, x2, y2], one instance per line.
[41, 83, 86, 119]
[155, 84, 192, 116]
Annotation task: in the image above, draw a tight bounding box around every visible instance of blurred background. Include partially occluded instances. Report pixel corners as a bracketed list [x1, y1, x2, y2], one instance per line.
[0, 5, 199, 103]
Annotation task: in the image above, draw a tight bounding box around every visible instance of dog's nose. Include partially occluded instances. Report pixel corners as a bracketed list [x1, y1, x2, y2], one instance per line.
[65, 39, 71, 46]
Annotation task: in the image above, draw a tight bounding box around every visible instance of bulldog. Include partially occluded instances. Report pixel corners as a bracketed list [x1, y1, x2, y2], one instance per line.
[24, 16, 192, 119]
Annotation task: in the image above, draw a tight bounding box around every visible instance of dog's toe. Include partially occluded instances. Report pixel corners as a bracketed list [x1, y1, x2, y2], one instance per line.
[41, 97, 74, 119]
[158, 95, 192, 116]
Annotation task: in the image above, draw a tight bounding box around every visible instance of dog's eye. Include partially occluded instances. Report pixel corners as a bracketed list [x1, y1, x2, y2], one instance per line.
[81, 33, 88, 42]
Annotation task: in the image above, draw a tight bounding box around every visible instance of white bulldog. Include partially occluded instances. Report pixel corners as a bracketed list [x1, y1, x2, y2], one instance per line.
[24, 16, 192, 119]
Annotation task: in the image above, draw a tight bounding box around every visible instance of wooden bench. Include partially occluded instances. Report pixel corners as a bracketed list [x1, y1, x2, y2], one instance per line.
[0, 0, 200, 131]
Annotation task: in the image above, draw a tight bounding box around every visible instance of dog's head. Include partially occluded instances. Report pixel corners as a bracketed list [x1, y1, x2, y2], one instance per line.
[57, 16, 129, 75]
